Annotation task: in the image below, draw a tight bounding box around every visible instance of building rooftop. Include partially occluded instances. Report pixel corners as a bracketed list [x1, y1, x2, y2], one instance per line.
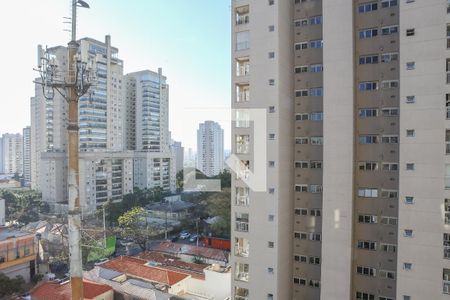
[0, 227, 31, 241]
[30, 279, 112, 300]
[149, 241, 229, 263]
[101, 256, 190, 286]
[146, 200, 194, 213]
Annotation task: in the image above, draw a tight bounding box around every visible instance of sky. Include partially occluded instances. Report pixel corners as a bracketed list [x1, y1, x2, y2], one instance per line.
[0, 0, 231, 150]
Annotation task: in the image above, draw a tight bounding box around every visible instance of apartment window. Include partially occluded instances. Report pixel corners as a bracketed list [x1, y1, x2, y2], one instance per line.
[381, 52, 399, 63]
[382, 107, 399, 116]
[235, 237, 249, 257]
[403, 296, 411, 300]
[236, 31, 250, 50]
[268, 0, 274, 5]
[235, 5, 249, 25]
[359, 54, 379, 64]
[268, 25, 275, 32]
[444, 233, 450, 259]
[310, 87, 323, 97]
[405, 196, 414, 204]
[267, 294, 273, 300]
[406, 28, 415, 36]
[309, 279, 320, 288]
[310, 209, 321, 217]
[406, 129, 415, 137]
[447, 94, 450, 118]
[357, 266, 377, 277]
[295, 208, 308, 215]
[382, 162, 398, 171]
[406, 163, 415, 170]
[310, 15, 322, 25]
[294, 19, 308, 27]
[381, 243, 397, 253]
[295, 65, 308, 73]
[445, 269, 450, 294]
[295, 42, 308, 51]
[445, 199, 450, 224]
[381, 135, 399, 144]
[310, 112, 323, 121]
[447, 59, 450, 84]
[380, 297, 395, 300]
[310, 39, 323, 48]
[358, 2, 378, 13]
[381, 189, 398, 199]
[236, 110, 250, 128]
[295, 137, 309, 144]
[379, 270, 396, 280]
[310, 161, 322, 169]
[406, 61, 415, 70]
[357, 240, 377, 250]
[358, 162, 379, 171]
[268, 214, 275, 221]
[310, 64, 323, 73]
[235, 262, 249, 281]
[294, 232, 308, 240]
[310, 184, 323, 193]
[381, 80, 399, 89]
[447, 130, 450, 154]
[236, 187, 250, 206]
[381, 0, 398, 8]
[404, 229, 413, 237]
[295, 89, 308, 97]
[406, 95, 416, 103]
[381, 216, 398, 226]
[268, 133, 276, 140]
[235, 212, 249, 232]
[358, 214, 378, 224]
[268, 106, 275, 113]
[295, 184, 308, 192]
[356, 291, 375, 300]
[268, 161, 275, 167]
[359, 135, 379, 144]
[403, 263, 412, 270]
[358, 188, 378, 198]
[268, 188, 275, 194]
[381, 25, 398, 35]
[294, 254, 307, 262]
[295, 161, 308, 168]
[446, 164, 450, 189]
[359, 81, 378, 91]
[236, 135, 250, 154]
[309, 232, 321, 241]
[359, 108, 378, 118]
[268, 52, 275, 59]
[269, 79, 275, 86]
[268, 241, 274, 248]
[234, 287, 249, 300]
[359, 28, 378, 39]
[293, 277, 307, 285]
[236, 84, 250, 102]
[310, 136, 323, 145]
[447, 24, 450, 48]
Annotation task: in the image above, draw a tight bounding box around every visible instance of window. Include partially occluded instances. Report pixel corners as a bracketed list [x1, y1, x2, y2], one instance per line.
[295, 137, 309, 144]
[406, 95, 416, 103]
[406, 62, 415, 70]
[310, 39, 323, 48]
[236, 31, 250, 50]
[404, 229, 413, 237]
[310, 87, 323, 97]
[310, 15, 322, 25]
[381, 52, 399, 63]
[235, 5, 249, 25]
[295, 89, 308, 97]
[310, 161, 322, 169]
[295, 184, 308, 192]
[359, 135, 379, 144]
[359, 54, 379, 64]
[310, 136, 323, 145]
[268, 0, 274, 5]
[358, 214, 378, 224]
[268, 52, 275, 59]
[358, 162, 379, 171]
[295, 208, 308, 215]
[268, 241, 274, 248]
[268, 106, 275, 113]
[295, 65, 308, 73]
[310, 232, 321, 241]
[294, 254, 307, 262]
[447, 94, 450, 118]
[268, 133, 275, 140]
[267, 293, 274, 300]
[295, 42, 308, 51]
[379, 270, 396, 280]
[382, 162, 398, 171]
[356, 291, 375, 300]
[310, 209, 321, 216]
[359, 108, 378, 118]
[236, 187, 250, 206]
[235, 262, 249, 281]
[236, 135, 250, 154]
[381, 189, 398, 199]
[406, 129, 415, 137]
[294, 232, 308, 240]
[357, 240, 377, 250]
[381, 25, 398, 35]
[309, 279, 320, 288]
[268, 25, 275, 32]
[406, 28, 415, 36]
[236, 110, 250, 128]
[381, 80, 399, 89]
[403, 263, 412, 270]
[235, 237, 249, 257]
[310, 112, 323, 121]
[310, 184, 322, 193]
[403, 296, 411, 300]
[269, 79, 275, 86]
[293, 277, 307, 285]
[381, 0, 398, 8]
[381, 135, 399, 144]
[268, 161, 275, 167]
[358, 2, 378, 13]
[406, 163, 415, 170]
[358, 188, 378, 198]
[381, 216, 398, 226]
[268, 214, 274, 221]
[295, 161, 308, 168]
[268, 187, 275, 194]
[359, 28, 378, 39]
[380, 297, 395, 300]
[357, 266, 377, 277]
[235, 212, 249, 232]
[309, 256, 320, 265]
[359, 81, 378, 91]
[447, 24, 450, 48]
[382, 107, 399, 116]
[381, 243, 397, 253]
[234, 287, 249, 300]
[294, 19, 308, 27]
[405, 196, 414, 204]
[446, 199, 450, 224]
[310, 64, 323, 72]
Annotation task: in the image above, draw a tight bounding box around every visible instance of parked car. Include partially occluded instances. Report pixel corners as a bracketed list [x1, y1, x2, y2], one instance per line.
[179, 232, 191, 239]
[94, 258, 109, 266]
[189, 234, 200, 243]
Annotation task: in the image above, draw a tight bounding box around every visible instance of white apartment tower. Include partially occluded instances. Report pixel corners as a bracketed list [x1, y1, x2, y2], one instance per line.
[197, 121, 224, 177]
[22, 126, 31, 184]
[2, 133, 23, 175]
[231, 1, 450, 300]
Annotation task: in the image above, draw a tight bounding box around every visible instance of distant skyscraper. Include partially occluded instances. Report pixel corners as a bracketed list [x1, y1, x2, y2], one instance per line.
[22, 126, 31, 184]
[2, 133, 23, 175]
[0, 137, 3, 174]
[197, 121, 224, 177]
[171, 140, 184, 173]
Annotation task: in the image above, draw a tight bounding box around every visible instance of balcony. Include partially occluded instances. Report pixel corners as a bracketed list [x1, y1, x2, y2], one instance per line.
[236, 58, 250, 77]
[235, 237, 249, 257]
[235, 221, 249, 232]
[236, 84, 250, 103]
[235, 263, 249, 282]
[236, 160, 250, 180]
[235, 187, 249, 206]
[236, 135, 250, 154]
[234, 287, 249, 300]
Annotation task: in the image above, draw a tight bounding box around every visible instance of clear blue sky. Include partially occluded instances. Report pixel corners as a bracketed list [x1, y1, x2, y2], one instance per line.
[0, 0, 231, 150]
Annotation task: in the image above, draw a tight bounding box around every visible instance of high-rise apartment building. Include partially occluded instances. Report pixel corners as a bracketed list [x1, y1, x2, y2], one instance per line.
[22, 126, 31, 184]
[197, 121, 224, 177]
[231, 1, 450, 299]
[1, 133, 23, 175]
[171, 140, 184, 173]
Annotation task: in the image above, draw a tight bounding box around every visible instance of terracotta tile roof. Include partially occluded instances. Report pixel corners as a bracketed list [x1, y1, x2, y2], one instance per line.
[31, 279, 112, 300]
[137, 251, 207, 280]
[101, 256, 190, 286]
[149, 241, 229, 262]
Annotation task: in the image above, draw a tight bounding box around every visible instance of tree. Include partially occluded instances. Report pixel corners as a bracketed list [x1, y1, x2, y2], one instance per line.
[118, 207, 157, 250]
[0, 273, 25, 297]
[0, 189, 44, 225]
[205, 189, 231, 238]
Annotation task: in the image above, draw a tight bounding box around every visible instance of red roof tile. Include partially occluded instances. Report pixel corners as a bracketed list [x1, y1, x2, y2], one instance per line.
[101, 256, 190, 286]
[31, 279, 112, 300]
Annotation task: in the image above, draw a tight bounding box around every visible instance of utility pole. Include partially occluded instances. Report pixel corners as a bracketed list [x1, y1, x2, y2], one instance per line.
[35, 1, 91, 299]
